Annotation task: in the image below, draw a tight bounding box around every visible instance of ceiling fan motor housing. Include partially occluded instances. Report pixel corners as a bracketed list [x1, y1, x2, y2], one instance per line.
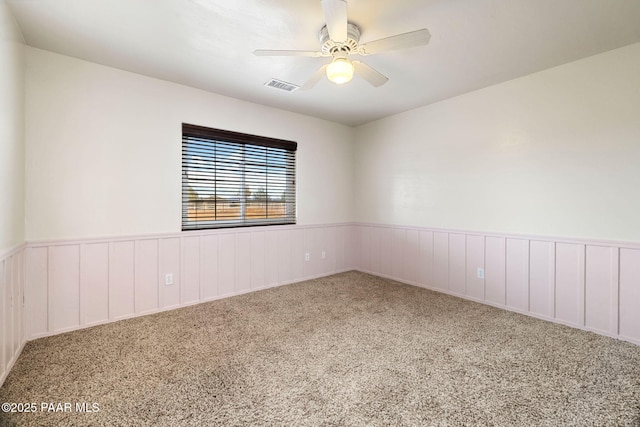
[320, 23, 361, 55]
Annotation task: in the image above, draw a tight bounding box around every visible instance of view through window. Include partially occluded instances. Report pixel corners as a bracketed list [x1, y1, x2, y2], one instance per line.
[182, 124, 297, 230]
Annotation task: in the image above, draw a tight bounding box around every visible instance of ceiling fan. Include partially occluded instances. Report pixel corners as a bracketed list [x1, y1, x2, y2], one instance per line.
[254, 0, 431, 89]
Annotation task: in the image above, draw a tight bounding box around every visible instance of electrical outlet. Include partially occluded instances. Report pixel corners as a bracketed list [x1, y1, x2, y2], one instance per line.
[305, 253, 310, 262]
[165, 273, 173, 285]
[321, 250, 326, 259]
[477, 268, 485, 279]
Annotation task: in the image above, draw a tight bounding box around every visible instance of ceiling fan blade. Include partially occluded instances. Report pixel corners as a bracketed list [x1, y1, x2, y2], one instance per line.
[353, 61, 389, 87]
[300, 64, 329, 90]
[357, 28, 431, 55]
[321, 0, 348, 43]
[254, 49, 324, 57]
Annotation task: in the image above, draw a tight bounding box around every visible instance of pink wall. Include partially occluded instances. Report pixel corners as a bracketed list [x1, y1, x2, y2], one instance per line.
[24, 224, 357, 340]
[0, 245, 25, 386]
[356, 223, 640, 346]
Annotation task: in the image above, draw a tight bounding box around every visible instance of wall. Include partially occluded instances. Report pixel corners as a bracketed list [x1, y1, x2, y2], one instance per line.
[0, 0, 24, 251]
[354, 42, 640, 243]
[22, 47, 358, 342]
[25, 47, 355, 242]
[0, 0, 26, 386]
[352, 42, 640, 346]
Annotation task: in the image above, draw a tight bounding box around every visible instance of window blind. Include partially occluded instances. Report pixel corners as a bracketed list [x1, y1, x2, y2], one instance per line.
[182, 123, 297, 230]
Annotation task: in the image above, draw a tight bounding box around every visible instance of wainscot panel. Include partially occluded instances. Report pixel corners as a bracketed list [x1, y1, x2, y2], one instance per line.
[23, 224, 357, 341]
[355, 223, 640, 346]
[0, 245, 26, 387]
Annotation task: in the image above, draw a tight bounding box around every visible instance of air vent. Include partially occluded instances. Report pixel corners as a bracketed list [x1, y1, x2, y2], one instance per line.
[265, 79, 299, 92]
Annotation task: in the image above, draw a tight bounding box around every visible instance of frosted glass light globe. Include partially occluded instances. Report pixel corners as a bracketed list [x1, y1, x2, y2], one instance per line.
[326, 58, 354, 84]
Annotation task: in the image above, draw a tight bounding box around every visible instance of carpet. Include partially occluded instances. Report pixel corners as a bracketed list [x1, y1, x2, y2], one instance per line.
[1, 271, 639, 426]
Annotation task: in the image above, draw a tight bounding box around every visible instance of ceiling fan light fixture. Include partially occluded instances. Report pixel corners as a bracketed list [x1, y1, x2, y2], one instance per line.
[254, 1, 430, 90]
[326, 56, 354, 85]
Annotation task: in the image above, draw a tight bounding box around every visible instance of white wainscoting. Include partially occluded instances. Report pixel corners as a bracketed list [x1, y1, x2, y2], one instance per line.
[0, 244, 26, 386]
[24, 224, 357, 340]
[355, 224, 640, 346]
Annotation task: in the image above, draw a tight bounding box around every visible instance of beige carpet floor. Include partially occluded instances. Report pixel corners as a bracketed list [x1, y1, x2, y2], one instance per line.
[1, 271, 639, 426]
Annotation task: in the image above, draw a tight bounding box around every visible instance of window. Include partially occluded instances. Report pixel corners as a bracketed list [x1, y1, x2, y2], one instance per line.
[182, 123, 296, 230]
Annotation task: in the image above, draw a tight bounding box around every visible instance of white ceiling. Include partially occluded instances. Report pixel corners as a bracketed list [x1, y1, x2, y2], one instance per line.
[8, 0, 640, 126]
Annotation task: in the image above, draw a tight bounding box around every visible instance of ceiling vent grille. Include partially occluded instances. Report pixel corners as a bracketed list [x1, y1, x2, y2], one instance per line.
[265, 79, 299, 92]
